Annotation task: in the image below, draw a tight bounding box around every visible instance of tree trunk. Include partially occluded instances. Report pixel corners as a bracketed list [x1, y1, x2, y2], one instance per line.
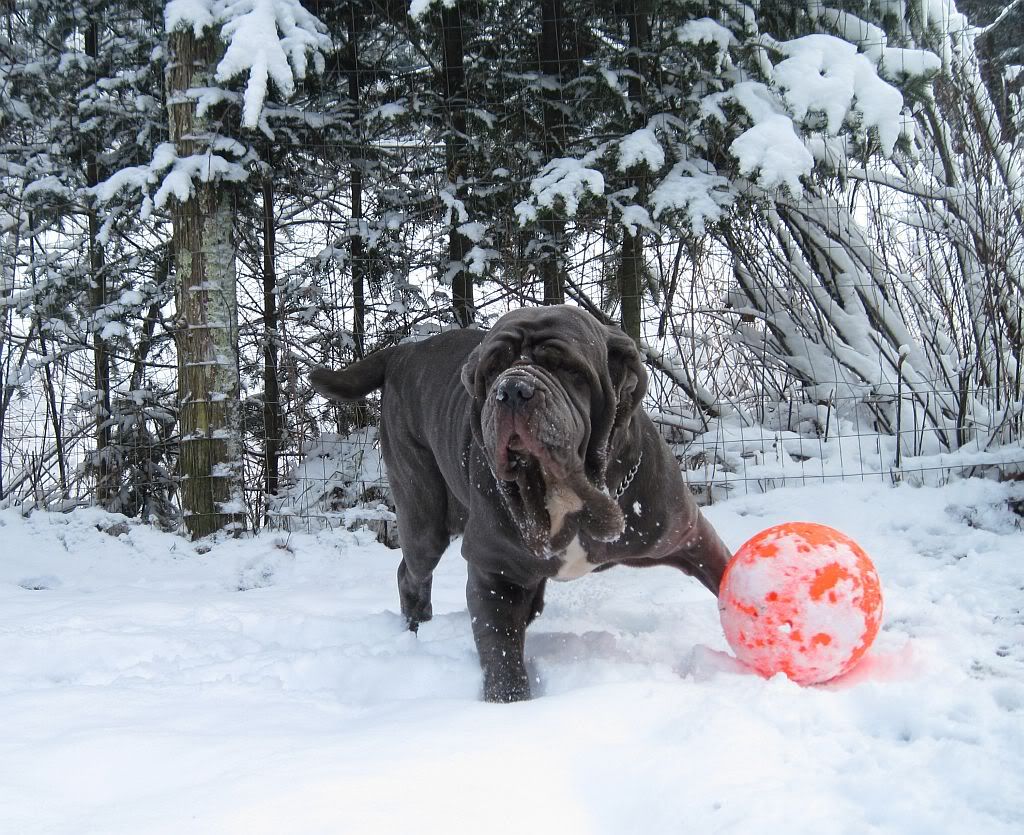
[538, 0, 568, 305]
[38, 332, 67, 494]
[348, 10, 366, 358]
[617, 0, 650, 343]
[85, 21, 113, 506]
[441, 2, 474, 326]
[262, 179, 282, 502]
[166, 26, 245, 538]
[618, 229, 643, 343]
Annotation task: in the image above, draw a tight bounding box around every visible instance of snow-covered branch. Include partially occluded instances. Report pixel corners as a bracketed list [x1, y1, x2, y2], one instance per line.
[165, 0, 333, 129]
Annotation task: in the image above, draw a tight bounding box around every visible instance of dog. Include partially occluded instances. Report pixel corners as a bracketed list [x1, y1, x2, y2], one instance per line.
[311, 305, 731, 701]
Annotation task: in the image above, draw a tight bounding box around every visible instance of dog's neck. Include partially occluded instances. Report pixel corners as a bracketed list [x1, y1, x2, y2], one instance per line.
[603, 419, 643, 489]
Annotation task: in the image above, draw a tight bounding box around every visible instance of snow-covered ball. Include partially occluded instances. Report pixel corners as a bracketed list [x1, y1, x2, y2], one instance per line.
[719, 522, 883, 685]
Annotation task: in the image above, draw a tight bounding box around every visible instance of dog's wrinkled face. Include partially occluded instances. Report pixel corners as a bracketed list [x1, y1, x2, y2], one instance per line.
[462, 306, 647, 555]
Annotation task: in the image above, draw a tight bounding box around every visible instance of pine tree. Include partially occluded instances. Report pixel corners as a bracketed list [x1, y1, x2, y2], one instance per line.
[1, 0, 176, 514]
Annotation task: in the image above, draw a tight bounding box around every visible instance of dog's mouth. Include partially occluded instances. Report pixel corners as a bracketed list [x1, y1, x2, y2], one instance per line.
[494, 416, 570, 484]
[487, 404, 624, 554]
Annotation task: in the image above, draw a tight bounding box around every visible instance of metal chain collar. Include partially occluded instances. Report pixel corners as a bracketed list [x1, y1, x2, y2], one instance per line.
[613, 449, 643, 500]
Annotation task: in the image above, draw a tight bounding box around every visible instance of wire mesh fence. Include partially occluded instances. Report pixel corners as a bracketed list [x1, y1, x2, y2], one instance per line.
[1, 0, 1021, 538]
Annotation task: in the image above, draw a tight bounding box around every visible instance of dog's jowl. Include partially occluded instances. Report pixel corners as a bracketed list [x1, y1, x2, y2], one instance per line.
[312, 305, 731, 702]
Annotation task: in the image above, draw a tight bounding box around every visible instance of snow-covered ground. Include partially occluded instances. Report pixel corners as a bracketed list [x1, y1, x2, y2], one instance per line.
[1, 479, 1022, 834]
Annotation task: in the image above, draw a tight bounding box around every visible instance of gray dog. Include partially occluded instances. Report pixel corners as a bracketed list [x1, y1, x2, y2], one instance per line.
[311, 305, 731, 702]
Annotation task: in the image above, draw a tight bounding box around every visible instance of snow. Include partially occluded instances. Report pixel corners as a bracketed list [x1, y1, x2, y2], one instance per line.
[730, 112, 814, 196]
[516, 156, 606, 223]
[676, 18, 734, 55]
[118, 290, 145, 306]
[91, 165, 155, 203]
[439, 189, 469, 224]
[649, 160, 734, 234]
[409, 0, 456, 20]
[2, 478, 1023, 832]
[99, 321, 127, 341]
[705, 21, 938, 195]
[818, 9, 942, 84]
[774, 35, 906, 157]
[216, 0, 332, 129]
[821, 9, 889, 63]
[164, 0, 332, 129]
[775, 37, 869, 136]
[617, 128, 665, 172]
[367, 102, 407, 121]
[457, 221, 488, 243]
[618, 204, 654, 235]
[153, 151, 251, 209]
[165, 0, 215, 37]
[465, 245, 498, 275]
[92, 142, 238, 216]
[23, 176, 72, 200]
[268, 428, 393, 532]
[879, 46, 943, 82]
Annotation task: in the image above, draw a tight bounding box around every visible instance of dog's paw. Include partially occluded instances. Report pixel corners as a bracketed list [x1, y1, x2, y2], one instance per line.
[483, 672, 531, 703]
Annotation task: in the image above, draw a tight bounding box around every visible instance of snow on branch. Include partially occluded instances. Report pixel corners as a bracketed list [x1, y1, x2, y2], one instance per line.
[153, 147, 253, 208]
[91, 140, 254, 213]
[773, 34, 906, 155]
[676, 17, 735, 55]
[165, 0, 332, 129]
[703, 17, 939, 196]
[515, 156, 606, 223]
[217, 0, 331, 128]
[720, 81, 814, 195]
[649, 160, 734, 235]
[617, 128, 665, 173]
[165, 0, 216, 37]
[409, 0, 456, 20]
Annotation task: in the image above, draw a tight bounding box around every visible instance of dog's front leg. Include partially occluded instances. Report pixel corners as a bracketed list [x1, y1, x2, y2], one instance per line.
[466, 567, 539, 702]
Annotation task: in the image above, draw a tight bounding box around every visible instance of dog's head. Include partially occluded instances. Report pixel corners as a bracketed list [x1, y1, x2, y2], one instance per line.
[462, 306, 647, 553]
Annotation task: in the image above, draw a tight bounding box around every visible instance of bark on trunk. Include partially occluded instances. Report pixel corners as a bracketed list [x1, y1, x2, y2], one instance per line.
[166, 26, 245, 538]
[38, 332, 67, 493]
[262, 179, 282, 500]
[348, 11, 366, 358]
[441, 2, 474, 326]
[618, 228, 643, 344]
[85, 22, 113, 506]
[617, 0, 650, 344]
[538, 0, 569, 305]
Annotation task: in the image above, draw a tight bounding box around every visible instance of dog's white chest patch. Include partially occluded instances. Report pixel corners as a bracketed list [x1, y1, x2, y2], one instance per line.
[554, 536, 596, 582]
[545, 484, 583, 538]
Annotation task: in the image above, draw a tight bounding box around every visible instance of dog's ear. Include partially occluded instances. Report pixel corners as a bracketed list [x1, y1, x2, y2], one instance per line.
[461, 342, 488, 449]
[605, 327, 648, 438]
[461, 342, 487, 401]
[584, 324, 647, 482]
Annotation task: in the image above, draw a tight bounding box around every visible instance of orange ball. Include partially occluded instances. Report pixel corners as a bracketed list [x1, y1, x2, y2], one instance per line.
[719, 522, 883, 685]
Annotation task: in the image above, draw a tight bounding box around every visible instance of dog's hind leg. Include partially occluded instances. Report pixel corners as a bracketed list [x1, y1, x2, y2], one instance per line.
[660, 513, 732, 595]
[389, 453, 450, 632]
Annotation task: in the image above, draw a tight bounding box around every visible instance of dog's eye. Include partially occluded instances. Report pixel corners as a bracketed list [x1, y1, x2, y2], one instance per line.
[484, 363, 503, 385]
[535, 346, 563, 369]
[483, 346, 514, 383]
[570, 370, 588, 388]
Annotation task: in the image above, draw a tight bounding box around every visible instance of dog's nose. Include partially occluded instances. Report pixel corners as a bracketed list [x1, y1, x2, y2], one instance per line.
[495, 377, 535, 408]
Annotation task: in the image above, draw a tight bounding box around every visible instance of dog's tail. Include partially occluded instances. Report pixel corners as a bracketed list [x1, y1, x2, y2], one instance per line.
[310, 347, 397, 402]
